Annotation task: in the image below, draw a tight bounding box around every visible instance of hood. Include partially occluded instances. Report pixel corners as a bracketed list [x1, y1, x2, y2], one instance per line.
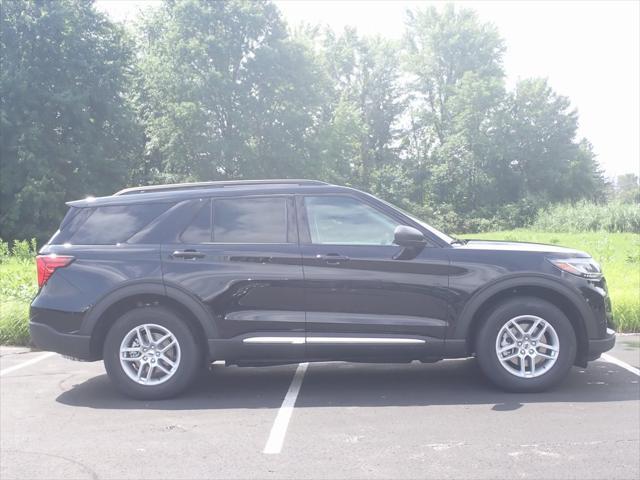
[455, 239, 589, 257]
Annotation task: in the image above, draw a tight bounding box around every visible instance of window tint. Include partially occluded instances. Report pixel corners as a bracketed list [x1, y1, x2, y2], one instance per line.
[68, 203, 171, 245]
[181, 201, 211, 243]
[49, 207, 94, 244]
[213, 197, 287, 243]
[305, 196, 398, 245]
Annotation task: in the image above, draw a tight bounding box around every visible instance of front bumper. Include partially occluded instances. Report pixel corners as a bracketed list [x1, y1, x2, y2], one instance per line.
[29, 321, 93, 360]
[587, 328, 616, 360]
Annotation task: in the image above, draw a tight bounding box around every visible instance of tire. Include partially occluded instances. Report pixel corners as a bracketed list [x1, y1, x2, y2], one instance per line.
[103, 306, 201, 400]
[475, 296, 577, 392]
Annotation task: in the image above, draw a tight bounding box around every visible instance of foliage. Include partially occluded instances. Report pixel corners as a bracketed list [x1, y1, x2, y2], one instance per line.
[532, 201, 640, 233]
[135, 0, 325, 181]
[460, 231, 640, 333]
[615, 174, 640, 204]
[0, 239, 38, 345]
[0, 0, 623, 244]
[0, 0, 141, 244]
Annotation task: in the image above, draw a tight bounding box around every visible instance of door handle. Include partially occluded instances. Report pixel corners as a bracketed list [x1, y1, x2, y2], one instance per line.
[171, 249, 205, 259]
[316, 253, 350, 265]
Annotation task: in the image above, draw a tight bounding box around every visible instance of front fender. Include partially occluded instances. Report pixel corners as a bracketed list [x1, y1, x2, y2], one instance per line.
[451, 273, 597, 340]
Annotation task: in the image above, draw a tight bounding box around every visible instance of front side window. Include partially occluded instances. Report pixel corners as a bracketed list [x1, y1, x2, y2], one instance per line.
[213, 197, 288, 243]
[304, 196, 398, 245]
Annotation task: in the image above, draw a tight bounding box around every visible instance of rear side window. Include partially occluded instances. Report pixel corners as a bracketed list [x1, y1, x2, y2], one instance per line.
[68, 203, 171, 245]
[213, 197, 287, 243]
[181, 201, 212, 243]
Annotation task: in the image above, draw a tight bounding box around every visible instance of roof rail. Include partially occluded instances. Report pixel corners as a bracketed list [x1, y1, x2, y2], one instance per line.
[114, 179, 328, 196]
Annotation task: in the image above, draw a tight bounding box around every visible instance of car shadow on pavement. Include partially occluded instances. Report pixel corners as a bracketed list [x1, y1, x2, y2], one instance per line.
[56, 358, 640, 411]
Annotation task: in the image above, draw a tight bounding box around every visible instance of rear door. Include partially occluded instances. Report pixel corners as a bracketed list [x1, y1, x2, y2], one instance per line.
[161, 195, 305, 360]
[298, 194, 451, 360]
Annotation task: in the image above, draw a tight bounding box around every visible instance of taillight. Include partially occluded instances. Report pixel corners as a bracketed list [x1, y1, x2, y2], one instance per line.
[36, 254, 74, 289]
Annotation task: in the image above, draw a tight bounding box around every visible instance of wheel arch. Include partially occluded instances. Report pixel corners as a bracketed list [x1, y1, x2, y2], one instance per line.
[81, 281, 217, 360]
[455, 275, 594, 366]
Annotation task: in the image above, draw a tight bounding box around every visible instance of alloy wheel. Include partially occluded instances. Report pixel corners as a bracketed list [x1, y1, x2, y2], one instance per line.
[495, 315, 560, 378]
[119, 323, 181, 386]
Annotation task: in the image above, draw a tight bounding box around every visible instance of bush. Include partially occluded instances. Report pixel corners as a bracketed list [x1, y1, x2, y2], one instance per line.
[404, 200, 638, 235]
[0, 238, 38, 263]
[532, 201, 640, 233]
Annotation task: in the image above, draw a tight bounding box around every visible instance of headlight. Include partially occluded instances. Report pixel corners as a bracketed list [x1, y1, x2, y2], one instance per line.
[548, 257, 602, 279]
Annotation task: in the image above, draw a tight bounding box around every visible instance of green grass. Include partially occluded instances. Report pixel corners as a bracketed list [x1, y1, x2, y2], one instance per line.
[0, 231, 638, 346]
[0, 258, 37, 345]
[531, 201, 640, 233]
[461, 230, 640, 333]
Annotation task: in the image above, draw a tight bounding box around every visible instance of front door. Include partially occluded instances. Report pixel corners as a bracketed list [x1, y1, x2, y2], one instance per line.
[162, 195, 305, 360]
[298, 194, 451, 360]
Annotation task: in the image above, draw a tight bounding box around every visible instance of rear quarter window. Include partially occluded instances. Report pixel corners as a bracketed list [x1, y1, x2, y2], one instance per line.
[61, 203, 172, 245]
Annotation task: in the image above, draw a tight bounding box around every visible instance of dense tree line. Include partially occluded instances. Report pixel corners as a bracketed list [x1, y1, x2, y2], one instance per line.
[1, 0, 615, 242]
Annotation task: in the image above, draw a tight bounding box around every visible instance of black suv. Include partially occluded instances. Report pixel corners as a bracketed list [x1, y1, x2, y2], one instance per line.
[30, 180, 615, 399]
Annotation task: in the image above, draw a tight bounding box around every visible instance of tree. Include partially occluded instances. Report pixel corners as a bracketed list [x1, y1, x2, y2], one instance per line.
[135, 0, 325, 183]
[402, 5, 606, 224]
[404, 5, 505, 146]
[502, 78, 606, 204]
[1, 0, 140, 242]
[403, 4, 506, 213]
[0, 0, 613, 240]
[289, 27, 405, 190]
[615, 173, 640, 204]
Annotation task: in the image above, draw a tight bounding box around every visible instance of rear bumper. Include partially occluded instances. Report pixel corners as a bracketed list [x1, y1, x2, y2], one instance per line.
[29, 322, 94, 361]
[587, 328, 616, 360]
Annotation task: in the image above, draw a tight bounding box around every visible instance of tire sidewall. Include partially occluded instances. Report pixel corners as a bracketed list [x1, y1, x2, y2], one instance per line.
[104, 306, 200, 400]
[476, 297, 577, 392]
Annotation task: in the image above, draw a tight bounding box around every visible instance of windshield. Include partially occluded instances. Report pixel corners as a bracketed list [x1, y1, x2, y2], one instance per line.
[374, 197, 456, 245]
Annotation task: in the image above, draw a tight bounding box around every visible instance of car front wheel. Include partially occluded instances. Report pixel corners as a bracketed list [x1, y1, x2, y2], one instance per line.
[476, 296, 577, 392]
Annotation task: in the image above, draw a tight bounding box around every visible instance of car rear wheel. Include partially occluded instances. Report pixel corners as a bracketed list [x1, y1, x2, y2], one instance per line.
[104, 306, 200, 399]
[476, 297, 577, 392]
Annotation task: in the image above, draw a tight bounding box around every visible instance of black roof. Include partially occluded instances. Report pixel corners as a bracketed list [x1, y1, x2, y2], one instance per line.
[67, 179, 346, 207]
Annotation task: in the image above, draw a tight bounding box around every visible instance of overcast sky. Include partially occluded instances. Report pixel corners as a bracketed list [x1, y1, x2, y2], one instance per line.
[95, 0, 640, 178]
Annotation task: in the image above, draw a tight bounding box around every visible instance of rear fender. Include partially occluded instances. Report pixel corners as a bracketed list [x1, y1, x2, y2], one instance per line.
[80, 280, 218, 340]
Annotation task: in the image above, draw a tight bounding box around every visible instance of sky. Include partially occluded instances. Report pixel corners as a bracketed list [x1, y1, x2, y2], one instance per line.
[95, 0, 640, 179]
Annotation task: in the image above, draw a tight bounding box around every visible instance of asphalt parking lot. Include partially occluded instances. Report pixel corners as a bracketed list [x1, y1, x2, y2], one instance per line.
[1, 336, 639, 480]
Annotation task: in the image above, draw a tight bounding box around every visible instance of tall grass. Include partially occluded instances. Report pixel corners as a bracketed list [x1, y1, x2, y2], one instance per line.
[532, 201, 639, 233]
[0, 239, 38, 345]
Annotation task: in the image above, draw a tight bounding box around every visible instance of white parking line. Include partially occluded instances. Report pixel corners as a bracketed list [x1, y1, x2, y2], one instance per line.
[601, 353, 640, 376]
[263, 362, 309, 454]
[0, 352, 57, 377]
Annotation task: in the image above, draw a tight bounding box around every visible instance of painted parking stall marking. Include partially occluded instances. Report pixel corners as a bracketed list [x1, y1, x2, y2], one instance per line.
[263, 362, 309, 454]
[0, 351, 57, 377]
[601, 353, 639, 376]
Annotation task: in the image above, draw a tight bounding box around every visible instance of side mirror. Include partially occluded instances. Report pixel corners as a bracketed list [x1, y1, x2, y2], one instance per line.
[393, 225, 427, 248]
